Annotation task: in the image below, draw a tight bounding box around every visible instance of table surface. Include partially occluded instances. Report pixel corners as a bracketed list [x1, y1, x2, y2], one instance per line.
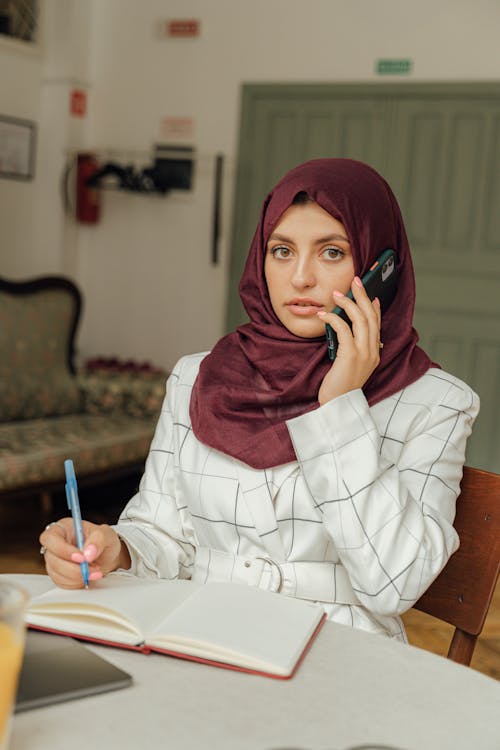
[7, 574, 500, 750]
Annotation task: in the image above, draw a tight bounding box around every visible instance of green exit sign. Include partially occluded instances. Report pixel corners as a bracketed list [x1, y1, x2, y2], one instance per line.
[376, 59, 412, 75]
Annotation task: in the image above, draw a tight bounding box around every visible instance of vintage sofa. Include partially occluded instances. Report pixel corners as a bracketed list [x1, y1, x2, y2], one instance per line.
[0, 275, 166, 504]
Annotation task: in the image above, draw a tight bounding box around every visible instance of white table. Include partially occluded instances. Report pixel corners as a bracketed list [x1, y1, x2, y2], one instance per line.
[8, 575, 500, 750]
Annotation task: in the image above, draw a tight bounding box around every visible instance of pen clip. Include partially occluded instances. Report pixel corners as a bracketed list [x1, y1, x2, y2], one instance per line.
[64, 459, 77, 511]
[65, 482, 70, 510]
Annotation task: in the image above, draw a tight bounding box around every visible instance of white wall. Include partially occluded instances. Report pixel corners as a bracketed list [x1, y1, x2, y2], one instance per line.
[35, 0, 94, 280]
[2, 0, 500, 371]
[0, 0, 94, 277]
[0, 38, 44, 275]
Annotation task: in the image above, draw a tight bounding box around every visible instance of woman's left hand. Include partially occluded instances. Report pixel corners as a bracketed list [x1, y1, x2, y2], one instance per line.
[316, 276, 382, 405]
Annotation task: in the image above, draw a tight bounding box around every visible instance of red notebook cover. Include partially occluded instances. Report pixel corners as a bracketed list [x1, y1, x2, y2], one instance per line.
[28, 613, 326, 680]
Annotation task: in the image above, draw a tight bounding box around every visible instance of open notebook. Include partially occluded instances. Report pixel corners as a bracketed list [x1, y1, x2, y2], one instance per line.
[25, 574, 326, 680]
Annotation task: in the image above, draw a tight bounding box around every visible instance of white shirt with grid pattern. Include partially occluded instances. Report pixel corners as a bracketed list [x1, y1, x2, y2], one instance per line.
[114, 352, 479, 641]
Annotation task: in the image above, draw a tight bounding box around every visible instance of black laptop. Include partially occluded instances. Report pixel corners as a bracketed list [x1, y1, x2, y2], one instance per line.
[15, 630, 132, 712]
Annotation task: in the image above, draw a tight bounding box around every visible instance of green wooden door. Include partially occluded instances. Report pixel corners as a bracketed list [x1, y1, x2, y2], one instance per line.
[388, 92, 500, 472]
[227, 83, 500, 472]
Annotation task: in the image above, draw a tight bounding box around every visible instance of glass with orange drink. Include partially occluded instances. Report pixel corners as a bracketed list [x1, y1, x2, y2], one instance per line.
[0, 582, 27, 750]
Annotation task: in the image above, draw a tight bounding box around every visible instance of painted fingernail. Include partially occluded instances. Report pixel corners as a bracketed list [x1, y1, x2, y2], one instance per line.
[333, 290, 344, 298]
[83, 544, 97, 562]
[373, 296, 380, 307]
[317, 310, 327, 317]
[89, 571, 103, 581]
[71, 552, 85, 563]
[354, 276, 363, 287]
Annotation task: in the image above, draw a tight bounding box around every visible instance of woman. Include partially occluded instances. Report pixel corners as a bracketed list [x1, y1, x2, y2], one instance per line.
[40, 158, 479, 641]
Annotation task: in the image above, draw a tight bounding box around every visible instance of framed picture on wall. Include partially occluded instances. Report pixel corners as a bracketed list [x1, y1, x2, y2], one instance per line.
[0, 115, 36, 180]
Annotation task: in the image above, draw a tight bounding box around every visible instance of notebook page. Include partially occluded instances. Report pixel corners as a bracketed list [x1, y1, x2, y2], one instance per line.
[28, 575, 199, 644]
[148, 583, 323, 674]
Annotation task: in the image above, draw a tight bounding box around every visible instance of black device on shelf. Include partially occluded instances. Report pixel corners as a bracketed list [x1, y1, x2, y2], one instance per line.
[85, 145, 195, 195]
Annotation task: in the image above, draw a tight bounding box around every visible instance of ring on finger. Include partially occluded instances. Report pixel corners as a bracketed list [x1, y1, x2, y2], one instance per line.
[45, 521, 65, 533]
[40, 521, 66, 555]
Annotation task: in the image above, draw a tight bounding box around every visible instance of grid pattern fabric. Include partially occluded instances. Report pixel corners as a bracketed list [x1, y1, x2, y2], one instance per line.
[115, 353, 479, 641]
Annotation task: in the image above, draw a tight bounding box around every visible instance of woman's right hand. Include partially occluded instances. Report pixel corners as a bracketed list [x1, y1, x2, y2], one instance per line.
[317, 277, 382, 405]
[39, 518, 131, 589]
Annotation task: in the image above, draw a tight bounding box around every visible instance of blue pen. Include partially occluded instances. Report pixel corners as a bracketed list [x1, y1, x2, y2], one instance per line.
[64, 459, 90, 588]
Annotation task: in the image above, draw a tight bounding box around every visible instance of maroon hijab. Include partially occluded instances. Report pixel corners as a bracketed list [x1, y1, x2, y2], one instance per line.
[190, 158, 435, 468]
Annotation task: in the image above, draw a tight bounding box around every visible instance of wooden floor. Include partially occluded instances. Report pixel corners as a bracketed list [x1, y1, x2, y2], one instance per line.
[1, 492, 498, 681]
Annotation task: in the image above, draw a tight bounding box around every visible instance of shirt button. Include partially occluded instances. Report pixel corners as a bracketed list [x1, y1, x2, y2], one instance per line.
[244, 561, 251, 568]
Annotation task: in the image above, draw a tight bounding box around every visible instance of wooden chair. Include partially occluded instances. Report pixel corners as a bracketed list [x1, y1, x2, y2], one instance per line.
[414, 466, 500, 666]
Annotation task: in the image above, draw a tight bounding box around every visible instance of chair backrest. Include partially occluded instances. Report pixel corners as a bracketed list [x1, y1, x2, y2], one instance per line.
[0, 275, 81, 375]
[414, 465, 500, 666]
[0, 275, 82, 422]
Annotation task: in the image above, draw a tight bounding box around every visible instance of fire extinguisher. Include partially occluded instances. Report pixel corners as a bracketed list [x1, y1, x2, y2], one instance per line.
[75, 152, 101, 223]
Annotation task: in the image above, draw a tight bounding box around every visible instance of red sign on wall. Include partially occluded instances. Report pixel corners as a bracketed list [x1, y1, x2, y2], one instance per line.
[166, 19, 200, 37]
[70, 89, 87, 118]
[160, 116, 194, 139]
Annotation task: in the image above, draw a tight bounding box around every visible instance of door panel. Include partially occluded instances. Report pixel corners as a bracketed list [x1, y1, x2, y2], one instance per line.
[469, 340, 500, 470]
[483, 116, 500, 254]
[302, 113, 336, 160]
[391, 112, 446, 248]
[441, 114, 485, 252]
[388, 93, 500, 471]
[228, 83, 500, 471]
[416, 308, 500, 471]
[390, 97, 500, 275]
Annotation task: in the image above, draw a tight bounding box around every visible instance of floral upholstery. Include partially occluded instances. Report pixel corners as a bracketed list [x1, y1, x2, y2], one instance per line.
[0, 413, 157, 491]
[0, 276, 167, 494]
[78, 373, 166, 418]
[0, 375, 82, 422]
[0, 287, 81, 421]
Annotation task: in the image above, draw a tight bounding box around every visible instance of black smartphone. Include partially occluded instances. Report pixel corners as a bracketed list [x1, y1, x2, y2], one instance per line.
[325, 248, 397, 362]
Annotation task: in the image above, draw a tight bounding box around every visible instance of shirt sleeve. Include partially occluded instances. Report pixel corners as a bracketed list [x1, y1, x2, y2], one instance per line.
[113, 359, 196, 579]
[285, 373, 480, 616]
